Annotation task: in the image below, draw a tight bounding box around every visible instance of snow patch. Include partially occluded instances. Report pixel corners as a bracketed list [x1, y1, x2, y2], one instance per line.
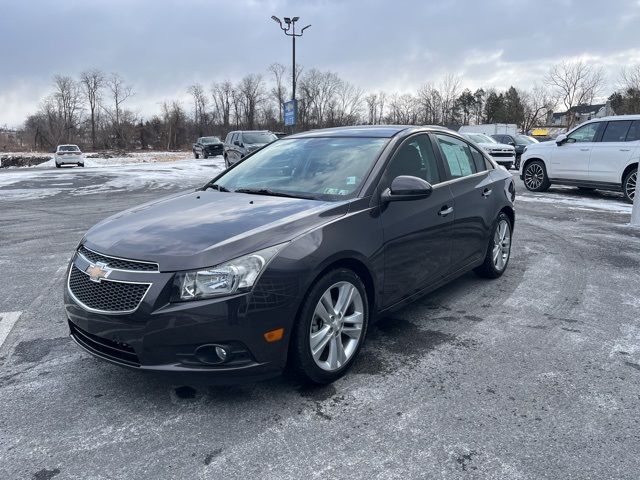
[517, 193, 631, 214]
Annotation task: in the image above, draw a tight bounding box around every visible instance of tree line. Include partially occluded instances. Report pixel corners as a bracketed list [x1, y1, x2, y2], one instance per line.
[19, 61, 640, 152]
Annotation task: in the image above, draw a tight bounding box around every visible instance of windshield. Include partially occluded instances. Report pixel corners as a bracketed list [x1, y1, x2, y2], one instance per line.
[515, 134, 538, 145]
[243, 132, 277, 144]
[212, 137, 388, 201]
[58, 145, 80, 152]
[201, 137, 220, 144]
[465, 133, 497, 144]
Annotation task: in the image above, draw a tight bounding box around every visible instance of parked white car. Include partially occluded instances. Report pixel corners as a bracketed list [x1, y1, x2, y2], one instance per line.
[460, 133, 516, 169]
[519, 115, 639, 203]
[55, 144, 84, 168]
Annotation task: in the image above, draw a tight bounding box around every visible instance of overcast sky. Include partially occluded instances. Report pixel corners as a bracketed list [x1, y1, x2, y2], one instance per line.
[1, 0, 639, 128]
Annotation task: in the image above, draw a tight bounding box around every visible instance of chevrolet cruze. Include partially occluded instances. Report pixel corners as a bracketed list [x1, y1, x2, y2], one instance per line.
[65, 125, 516, 384]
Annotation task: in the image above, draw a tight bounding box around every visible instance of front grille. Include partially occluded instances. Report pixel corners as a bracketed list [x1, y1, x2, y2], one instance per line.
[78, 245, 158, 272]
[491, 152, 515, 158]
[68, 265, 150, 313]
[69, 321, 140, 366]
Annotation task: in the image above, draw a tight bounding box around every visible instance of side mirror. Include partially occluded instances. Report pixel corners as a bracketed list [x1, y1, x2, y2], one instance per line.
[233, 140, 240, 146]
[508, 141, 515, 146]
[555, 133, 567, 145]
[382, 176, 433, 203]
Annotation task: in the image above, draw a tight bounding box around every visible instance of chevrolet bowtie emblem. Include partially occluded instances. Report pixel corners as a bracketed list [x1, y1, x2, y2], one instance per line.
[85, 262, 112, 283]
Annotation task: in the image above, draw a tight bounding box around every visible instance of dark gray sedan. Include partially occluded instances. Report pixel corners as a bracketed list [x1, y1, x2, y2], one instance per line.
[64, 125, 515, 384]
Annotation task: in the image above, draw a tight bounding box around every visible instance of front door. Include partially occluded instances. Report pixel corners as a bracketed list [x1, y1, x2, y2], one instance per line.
[550, 122, 602, 181]
[379, 134, 453, 308]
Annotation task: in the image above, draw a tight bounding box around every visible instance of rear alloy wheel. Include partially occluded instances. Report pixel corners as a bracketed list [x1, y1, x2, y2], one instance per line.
[474, 212, 512, 279]
[623, 168, 637, 204]
[523, 160, 550, 192]
[290, 269, 368, 384]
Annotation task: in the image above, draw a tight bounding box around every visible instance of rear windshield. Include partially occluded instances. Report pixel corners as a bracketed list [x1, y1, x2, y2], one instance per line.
[201, 137, 220, 144]
[243, 132, 277, 144]
[58, 145, 80, 152]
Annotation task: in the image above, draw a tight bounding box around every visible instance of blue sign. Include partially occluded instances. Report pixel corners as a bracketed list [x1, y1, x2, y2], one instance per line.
[284, 99, 297, 126]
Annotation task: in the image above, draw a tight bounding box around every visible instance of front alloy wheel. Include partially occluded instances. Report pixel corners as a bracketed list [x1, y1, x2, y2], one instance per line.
[290, 269, 368, 384]
[523, 160, 550, 192]
[623, 168, 637, 203]
[310, 281, 364, 372]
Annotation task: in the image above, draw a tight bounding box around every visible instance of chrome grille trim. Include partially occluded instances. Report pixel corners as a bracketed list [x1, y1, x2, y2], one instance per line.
[77, 245, 159, 273]
[67, 265, 152, 315]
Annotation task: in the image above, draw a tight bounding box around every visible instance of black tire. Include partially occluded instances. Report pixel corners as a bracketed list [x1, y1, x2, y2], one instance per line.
[55, 163, 61, 168]
[289, 268, 369, 384]
[623, 168, 637, 204]
[194, 152, 199, 159]
[78, 163, 84, 167]
[203, 152, 208, 159]
[505, 162, 514, 170]
[523, 160, 551, 192]
[474, 212, 512, 279]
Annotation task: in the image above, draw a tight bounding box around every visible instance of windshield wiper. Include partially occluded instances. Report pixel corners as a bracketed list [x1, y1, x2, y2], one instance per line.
[202, 183, 230, 192]
[234, 188, 316, 200]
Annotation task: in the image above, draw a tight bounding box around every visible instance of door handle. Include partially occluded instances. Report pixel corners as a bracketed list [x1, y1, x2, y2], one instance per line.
[620, 148, 631, 152]
[438, 206, 454, 217]
[579, 148, 590, 151]
[482, 188, 493, 197]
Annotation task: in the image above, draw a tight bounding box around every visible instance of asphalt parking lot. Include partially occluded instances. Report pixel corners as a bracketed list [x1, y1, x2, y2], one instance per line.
[1, 161, 639, 479]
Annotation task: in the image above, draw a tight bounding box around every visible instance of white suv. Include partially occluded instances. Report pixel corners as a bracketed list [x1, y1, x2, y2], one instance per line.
[520, 115, 639, 203]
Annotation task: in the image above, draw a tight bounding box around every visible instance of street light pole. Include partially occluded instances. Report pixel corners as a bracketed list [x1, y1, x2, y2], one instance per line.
[271, 16, 311, 128]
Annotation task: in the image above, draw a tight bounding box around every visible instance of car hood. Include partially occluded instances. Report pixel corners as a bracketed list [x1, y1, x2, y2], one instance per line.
[483, 142, 515, 150]
[83, 190, 349, 271]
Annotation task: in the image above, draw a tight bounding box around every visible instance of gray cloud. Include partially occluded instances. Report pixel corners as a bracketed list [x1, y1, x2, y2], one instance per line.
[1, 0, 639, 126]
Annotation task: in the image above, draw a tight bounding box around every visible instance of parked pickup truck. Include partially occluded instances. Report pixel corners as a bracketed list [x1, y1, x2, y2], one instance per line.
[223, 130, 278, 168]
[193, 136, 224, 159]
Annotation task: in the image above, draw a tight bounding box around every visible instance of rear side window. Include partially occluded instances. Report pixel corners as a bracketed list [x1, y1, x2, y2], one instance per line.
[468, 144, 489, 172]
[601, 121, 632, 142]
[626, 120, 640, 142]
[436, 135, 477, 179]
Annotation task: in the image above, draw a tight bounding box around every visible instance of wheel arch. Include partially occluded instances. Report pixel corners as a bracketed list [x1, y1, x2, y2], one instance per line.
[522, 156, 547, 174]
[500, 205, 515, 230]
[622, 162, 638, 184]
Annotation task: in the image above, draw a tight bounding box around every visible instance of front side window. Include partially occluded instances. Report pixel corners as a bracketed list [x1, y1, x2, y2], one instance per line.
[626, 120, 640, 142]
[383, 134, 441, 186]
[213, 137, 388, 200]
[436, 135, 477, 179]
[567, 122, 600, 143]
[601, 121, 632, 142]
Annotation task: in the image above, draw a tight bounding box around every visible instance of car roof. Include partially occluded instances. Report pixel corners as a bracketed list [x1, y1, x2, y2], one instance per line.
[596, 114, 640, 121]
[288, 125, 451, 139]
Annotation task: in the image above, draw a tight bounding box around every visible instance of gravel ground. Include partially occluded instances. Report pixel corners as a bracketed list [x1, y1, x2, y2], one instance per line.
[0, 164, 639, 479]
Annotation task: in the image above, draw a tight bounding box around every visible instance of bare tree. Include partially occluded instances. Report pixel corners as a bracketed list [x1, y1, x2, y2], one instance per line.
[521, 85, 554, 132]
[619, 64, 640, 92]
[53, 75, 83, 143]
[238, 74, 266, 130]
[268, 63, 287, 124]
[102, 73, 134, 147]
[79, 69, 105, 150]
[187, 83, 208, 136]
[211, 81, 234, 130]
[439, 74, 462, 125]
[545, 60, 605, 128]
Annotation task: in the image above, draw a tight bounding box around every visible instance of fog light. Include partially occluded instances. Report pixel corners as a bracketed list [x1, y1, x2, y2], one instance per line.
[215, 346, 228, 361]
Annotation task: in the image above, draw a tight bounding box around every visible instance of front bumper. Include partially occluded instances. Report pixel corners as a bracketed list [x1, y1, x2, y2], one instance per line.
[64, 254, 301, 382]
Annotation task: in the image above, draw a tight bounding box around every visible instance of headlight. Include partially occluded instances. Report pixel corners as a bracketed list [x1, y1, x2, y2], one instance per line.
[482, 146, 493, 153]
[173, 243, 287, 301]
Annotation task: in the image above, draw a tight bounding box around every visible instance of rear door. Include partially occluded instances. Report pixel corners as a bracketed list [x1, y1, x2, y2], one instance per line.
[379, 133, 453, 307]
[434, 134, 497, 273]
[550, 122, 603, 181]
[588, 120, 634, 184]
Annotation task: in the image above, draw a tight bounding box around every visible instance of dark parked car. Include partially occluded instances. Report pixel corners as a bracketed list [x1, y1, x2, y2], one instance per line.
[223, 130, 277, 168]
[65, 126, 515, 384]
[193, 136, 224, 159]
[491, 134, 539, 169]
